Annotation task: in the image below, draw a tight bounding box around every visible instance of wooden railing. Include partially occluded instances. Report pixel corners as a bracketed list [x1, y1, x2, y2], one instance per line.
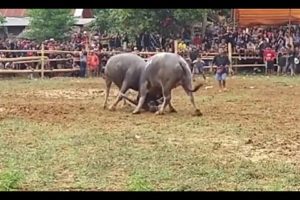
[0, 41, 281, 78]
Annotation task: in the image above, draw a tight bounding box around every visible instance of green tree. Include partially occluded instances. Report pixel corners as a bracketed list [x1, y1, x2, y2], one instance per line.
[0, 15, 7, 38]
[0, 15, 5, 24]
[26, 9, 75, 42]
[92, 9, 209, 37]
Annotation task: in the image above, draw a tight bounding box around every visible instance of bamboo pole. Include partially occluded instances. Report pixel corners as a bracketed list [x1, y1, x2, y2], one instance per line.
[12, 60, 42, 64]
[289, 8, 291, 37]
[41, 44, 45, 79]
[233, 9, 236, 32]
[0, 68, 79, 74]
[228, 42, 233, 75]
[174, 40, 178, 54]
[0, 56, 47, 62]
[0, 49, 159, 55]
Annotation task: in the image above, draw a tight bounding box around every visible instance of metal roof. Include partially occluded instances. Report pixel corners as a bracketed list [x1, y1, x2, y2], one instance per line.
[0, 17, 29, 26]
[0, 17, 95, 27]
[74, 18, 95, 26]
[0, 9, 93, 18]
[0, 9, 26, 17]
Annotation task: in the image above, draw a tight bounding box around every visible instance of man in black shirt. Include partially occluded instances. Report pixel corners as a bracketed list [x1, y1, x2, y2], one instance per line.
[277, 47, 287, 76]
[212, 47, 230, 92]
[285, 45, 298, 76]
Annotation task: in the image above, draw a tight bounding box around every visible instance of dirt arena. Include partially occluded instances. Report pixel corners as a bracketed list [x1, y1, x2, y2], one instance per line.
[0, 75, 299, 191]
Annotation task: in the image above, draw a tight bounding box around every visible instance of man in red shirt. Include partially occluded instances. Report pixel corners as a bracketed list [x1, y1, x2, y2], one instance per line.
[263, 46, 276, 75]
[192, 34, 202, 49]
[87, 50, 99, 77]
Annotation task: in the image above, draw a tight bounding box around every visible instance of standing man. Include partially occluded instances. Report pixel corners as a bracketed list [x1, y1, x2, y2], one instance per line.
[276, 47, 287, 76]
[87, 50, 99, 77]
[263, 46, 276, 75]
[212, 47, 230, 92]
[79, 50, 87, 78]
[284, 44, 297, 76]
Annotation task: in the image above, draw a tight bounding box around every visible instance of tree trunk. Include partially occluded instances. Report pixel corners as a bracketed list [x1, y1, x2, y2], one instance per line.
[201, 11, 207, 38]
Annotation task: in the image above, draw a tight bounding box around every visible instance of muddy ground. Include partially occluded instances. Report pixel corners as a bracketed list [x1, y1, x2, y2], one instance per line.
[0, 76, 299, 191]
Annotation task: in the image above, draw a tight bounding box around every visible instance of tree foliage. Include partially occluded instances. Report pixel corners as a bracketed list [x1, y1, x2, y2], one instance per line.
[0, 15, 6, 24]
[92, 9, 209, 36]
[26, 9, 75, 42]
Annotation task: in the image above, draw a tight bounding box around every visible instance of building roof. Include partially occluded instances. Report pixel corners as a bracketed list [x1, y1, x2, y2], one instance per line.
[0, 17, 95, 27]
[235, 9, 300, 26]
[0, 9, 93, 18]
[0, 17, 29, 26]
[75, 18, 95, 26]
[0, 9, 27, 17]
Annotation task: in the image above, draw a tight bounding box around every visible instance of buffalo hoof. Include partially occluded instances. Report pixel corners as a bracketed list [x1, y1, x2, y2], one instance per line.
[108, 106, 116, 111]
[103, 105, 107, 110]
[132, 110, 141, 114]
[193, 109, 203, 117]
[169, 108, 177, 113]
[155, 110, 164, 115]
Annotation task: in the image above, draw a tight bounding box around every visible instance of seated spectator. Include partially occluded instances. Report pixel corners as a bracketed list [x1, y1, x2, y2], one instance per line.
[178, 40, 187, 53]
[246, 40, 256, 57]
[192, 54, 206, 80]
[236, 38, 247, 60]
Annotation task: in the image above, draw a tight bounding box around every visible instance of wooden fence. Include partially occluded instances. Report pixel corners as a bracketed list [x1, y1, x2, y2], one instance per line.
[0, 41, 277, 78]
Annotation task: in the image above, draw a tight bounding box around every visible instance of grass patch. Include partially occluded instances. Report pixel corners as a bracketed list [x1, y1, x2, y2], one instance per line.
[0, 170, 23, 191]
[0, 76, 299, 190]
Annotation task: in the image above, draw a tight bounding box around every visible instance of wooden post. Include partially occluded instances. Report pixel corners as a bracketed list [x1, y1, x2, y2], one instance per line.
[41, 43, 45, 79]
[288, 9, 291, 37]
[228, 42, 233, 75]
[233, 9, 236, 32]
[174, 40, 178, 54]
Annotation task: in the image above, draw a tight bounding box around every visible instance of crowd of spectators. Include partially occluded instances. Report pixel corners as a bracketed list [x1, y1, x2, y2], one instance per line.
[1, 23, 300, 76]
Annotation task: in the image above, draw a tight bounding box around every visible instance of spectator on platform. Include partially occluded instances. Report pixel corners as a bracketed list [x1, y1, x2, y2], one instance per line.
[178, 40, 187, 54]
[192, 54, 206, 80]
[192, 33, 202, 49]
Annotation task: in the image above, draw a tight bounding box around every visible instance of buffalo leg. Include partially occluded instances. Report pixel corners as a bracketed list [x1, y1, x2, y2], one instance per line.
[183, 86, 202, 116]
[121, 92, 129, 108]
[155, 85, 171, 115]
[169, 103, 177, 113]
[166, 90, 177, 113]
[103, 78, 112, 109]
[119, 93, 138, 107]
[109, 83, 129, 111]
[156, 92, 171, 115]
[132, 82, 148, 114]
